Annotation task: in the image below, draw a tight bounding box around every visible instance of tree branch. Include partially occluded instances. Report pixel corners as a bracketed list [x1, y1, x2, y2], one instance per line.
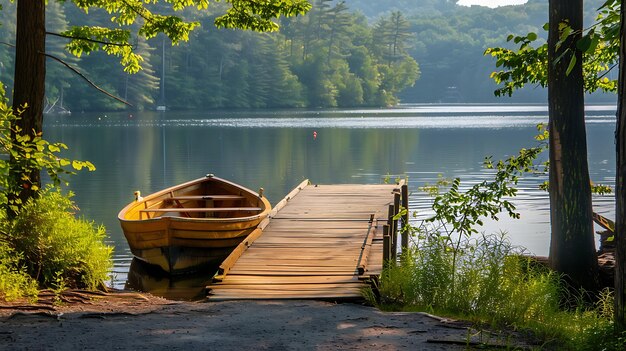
[598, 63, 618, 80]
[43, 53, 132, 107]
[46, 32, 132, 48]
[120, 0, 154, 25]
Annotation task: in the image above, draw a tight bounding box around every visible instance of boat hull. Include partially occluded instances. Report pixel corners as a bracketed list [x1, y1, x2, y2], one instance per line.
[118, 176, 271, 273]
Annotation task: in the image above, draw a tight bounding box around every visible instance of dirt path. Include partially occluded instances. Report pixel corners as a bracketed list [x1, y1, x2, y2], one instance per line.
[0, 297, 535, 350]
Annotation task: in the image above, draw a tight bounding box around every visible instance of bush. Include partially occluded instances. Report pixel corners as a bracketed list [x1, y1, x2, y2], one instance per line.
[4, 188, 112, 290]
[0, 242, 38, 301]
[369, 230, 626, 350]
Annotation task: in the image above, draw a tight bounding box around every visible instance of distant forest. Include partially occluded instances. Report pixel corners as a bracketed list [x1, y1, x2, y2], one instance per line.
[0, 0, 616, 112]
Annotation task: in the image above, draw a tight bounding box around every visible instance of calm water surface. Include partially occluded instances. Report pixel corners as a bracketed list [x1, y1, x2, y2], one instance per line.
[43, 104, 617, 293]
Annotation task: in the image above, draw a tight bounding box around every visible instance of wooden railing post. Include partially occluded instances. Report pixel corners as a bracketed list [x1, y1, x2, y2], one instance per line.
[401, 184, 409, 253]
[392, 191, 400, 260]
[387, 204, 396, 262]
[383, 224, 391, 267]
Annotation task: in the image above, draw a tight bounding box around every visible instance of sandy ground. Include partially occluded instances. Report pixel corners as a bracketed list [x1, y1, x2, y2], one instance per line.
[0, 293, 536, 350]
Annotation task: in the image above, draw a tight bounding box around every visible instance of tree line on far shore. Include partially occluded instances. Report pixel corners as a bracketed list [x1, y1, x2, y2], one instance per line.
[0, 0, 418, 112]
[1, 0, 615, 113]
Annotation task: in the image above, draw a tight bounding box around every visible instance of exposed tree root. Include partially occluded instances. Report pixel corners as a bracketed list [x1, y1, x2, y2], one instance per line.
[1, 289, 154, 317]
[426, 338, 531, 350]
[0, 305, 56, 311]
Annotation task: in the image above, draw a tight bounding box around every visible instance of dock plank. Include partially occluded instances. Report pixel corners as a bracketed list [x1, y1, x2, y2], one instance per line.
[206, 181, 403, 300]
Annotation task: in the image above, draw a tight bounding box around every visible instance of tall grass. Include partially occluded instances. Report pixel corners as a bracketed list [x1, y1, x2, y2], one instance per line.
[368, 229, 625, 350]
[0, 243, 38, 301]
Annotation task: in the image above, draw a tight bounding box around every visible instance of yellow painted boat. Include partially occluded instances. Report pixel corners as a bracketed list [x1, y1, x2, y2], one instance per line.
[118, 174, 271, 273]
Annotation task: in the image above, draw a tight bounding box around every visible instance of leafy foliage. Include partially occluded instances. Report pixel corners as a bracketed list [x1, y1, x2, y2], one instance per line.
[0, 80, 111, 298]
[0, 242, 39, 301]
[0, 84, 95, 212]
[62, 0, 310, 73]
[0, 0, 421, 110]
[2, 188, 112, 290]
[485, 0, 618, 97]
[423, 137, 546, 239]
[412, 127, 548, 290]
[215, 0, 312, 31]
[370, 229, 623, 350]
[0, 0, 615, 106]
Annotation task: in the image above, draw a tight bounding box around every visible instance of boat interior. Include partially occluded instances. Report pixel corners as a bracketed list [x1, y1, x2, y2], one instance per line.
[131, 180, 265, 220]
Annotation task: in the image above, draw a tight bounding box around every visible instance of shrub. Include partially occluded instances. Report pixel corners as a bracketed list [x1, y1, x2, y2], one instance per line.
[5, 188, 112, 290]
[0, 242, 38, 301]
[369, 229, 626, 350]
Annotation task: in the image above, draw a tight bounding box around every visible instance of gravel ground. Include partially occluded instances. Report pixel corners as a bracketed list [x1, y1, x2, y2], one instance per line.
[0, 298, 536, 350]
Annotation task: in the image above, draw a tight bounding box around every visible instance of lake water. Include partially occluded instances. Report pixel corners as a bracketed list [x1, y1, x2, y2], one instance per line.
[43, 104, 617, 292]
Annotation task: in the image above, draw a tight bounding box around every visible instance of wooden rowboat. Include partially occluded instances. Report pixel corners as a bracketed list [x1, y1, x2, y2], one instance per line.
[118, 174, 271, 273]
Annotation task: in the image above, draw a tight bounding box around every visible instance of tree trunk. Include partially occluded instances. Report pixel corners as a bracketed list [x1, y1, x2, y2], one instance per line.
[547, 0, 599, 291]
[9, 0, 46, 216]
[615, 0, 626, 332]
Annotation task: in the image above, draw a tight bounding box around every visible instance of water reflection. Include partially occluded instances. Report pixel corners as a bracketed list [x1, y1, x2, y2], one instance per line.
[125, 258, 216, 301]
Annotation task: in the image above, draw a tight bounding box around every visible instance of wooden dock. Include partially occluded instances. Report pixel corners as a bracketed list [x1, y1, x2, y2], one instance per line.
[206, 179, 406, 301]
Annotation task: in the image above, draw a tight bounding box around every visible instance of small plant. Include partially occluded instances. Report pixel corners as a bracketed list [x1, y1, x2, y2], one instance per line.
[0, 242, 38, 301]
[4, 188, 113, 290]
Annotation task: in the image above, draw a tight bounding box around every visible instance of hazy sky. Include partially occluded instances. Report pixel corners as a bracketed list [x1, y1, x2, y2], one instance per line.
[457, 0, 527, 8]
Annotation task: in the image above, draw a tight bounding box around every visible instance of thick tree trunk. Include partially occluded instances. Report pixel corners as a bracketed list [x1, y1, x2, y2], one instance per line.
[547, 0, 599, 291]
[9, 0, 46, 215]
[615, 0, 626, 332]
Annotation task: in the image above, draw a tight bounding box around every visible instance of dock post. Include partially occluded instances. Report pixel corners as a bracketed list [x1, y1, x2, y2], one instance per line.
[401, 184, 409, 253]
[393, 192, 400, 259]
[387, 204, 396, 261]
[383, 224, 391, 267]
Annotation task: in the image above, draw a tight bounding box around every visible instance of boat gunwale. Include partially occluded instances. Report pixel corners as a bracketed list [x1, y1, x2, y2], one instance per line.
[117, 175, 271, 223]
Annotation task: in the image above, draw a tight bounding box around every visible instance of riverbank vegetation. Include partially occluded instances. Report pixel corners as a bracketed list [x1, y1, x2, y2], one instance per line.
[370, 231, 626, 350]
[366, 128, 626, 349]
[0, 88, 111, 302]
[369, 197, 626, 349]
[0, 189, 112, 301]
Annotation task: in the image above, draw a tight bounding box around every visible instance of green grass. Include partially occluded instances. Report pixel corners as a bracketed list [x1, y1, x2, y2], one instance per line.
[366, 231, 626, 350]
[0, 243, 38, 301]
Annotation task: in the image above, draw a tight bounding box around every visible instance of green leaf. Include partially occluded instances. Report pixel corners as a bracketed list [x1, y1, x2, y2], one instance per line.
[565, 55, 577, 76]
[576, 35, 592, 52]
[588, 35, 600, 53]
[48, 144, 61, 153]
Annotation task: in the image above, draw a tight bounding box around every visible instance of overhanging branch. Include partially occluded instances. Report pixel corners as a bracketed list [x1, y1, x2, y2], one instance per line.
[46, 32, 132, 48]
[43, 53, 132, 107]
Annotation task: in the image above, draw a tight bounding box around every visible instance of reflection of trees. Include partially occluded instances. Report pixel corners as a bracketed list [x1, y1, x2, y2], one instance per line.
[47, 116, 420, 224]
[160, 126, 421, 203]
[45, 117, 546, 229]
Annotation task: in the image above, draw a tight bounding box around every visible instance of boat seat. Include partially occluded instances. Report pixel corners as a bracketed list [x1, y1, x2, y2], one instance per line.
[140, 207, 262, 213]
[167, 195, 246, 201]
